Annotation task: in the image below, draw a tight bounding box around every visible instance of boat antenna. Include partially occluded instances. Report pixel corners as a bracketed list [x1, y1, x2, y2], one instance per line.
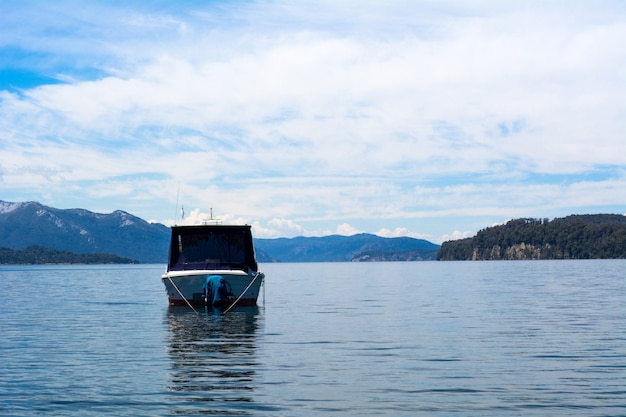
[201, 208, 221, 225]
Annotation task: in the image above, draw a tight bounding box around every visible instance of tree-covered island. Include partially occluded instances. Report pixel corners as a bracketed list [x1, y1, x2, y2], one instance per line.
[0, 245, 139, 264]
[437, 214, 626, 260]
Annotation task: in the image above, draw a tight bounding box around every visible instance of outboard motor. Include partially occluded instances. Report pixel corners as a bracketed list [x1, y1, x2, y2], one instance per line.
[203, 275, 230, 306]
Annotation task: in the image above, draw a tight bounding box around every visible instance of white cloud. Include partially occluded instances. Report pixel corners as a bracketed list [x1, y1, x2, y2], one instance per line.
[439, 230, 474, 243]
[335, 223, 363, 236]
[254, 218, 305, 238]
[376, 227, 432, 241]
[1, 1, 625, 242]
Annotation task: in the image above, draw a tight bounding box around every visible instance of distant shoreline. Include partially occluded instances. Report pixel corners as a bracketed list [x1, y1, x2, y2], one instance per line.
[0, 245, 139, 265]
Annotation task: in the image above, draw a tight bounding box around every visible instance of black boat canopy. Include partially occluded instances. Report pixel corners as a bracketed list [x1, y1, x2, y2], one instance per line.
[167, 225, 259, 272]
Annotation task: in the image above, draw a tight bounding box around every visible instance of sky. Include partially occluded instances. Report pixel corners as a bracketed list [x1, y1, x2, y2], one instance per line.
[1, 0, 625, 243]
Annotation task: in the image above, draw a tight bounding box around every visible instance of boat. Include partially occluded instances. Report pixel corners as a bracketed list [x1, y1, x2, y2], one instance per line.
[161, 223, 265, 307]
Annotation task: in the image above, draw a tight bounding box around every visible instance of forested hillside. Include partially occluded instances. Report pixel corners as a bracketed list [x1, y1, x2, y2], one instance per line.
[437, 214, 626, 260]
[0, 245, 138, 264]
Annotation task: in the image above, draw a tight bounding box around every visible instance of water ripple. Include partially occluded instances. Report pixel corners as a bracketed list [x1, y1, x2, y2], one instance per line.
[1, 261, 625, 415]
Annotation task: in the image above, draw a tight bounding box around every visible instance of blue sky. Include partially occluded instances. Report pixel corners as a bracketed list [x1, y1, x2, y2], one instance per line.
[1, 0, 625, 243]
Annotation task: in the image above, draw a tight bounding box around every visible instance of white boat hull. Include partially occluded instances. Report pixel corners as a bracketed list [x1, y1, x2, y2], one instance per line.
[162, 269, 264, 306]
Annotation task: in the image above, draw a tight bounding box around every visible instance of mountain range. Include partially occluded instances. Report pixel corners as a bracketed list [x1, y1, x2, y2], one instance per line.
[255, 234, 439, 262]
[0, 201, 440, 263]
[0, 200, 170, 263]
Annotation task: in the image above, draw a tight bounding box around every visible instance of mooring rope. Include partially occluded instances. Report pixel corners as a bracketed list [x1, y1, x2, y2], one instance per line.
[223, 272, 263, 315]
[167, 276, 198, 314]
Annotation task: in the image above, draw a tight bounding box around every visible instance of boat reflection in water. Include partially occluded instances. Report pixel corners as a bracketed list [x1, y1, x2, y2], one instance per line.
[165, 305, 263, 415]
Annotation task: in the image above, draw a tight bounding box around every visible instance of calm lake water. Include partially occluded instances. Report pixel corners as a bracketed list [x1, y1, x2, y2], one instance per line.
[1, 261, 625, 416]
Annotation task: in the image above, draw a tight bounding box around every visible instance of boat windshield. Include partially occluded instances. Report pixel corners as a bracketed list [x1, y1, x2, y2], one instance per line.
[168, 226, 257, 271]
